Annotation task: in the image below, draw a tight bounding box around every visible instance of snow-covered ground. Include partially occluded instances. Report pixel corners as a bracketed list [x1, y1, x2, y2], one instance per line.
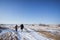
[0, 24, 60, 40]
[0, 27, 51, 40]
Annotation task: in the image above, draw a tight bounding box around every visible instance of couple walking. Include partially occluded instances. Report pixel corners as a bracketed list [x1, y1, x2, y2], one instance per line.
[15, 24, 24, 32]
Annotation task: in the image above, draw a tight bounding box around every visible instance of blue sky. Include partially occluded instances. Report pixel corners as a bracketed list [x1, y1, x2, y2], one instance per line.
[0, 0, 60, 24]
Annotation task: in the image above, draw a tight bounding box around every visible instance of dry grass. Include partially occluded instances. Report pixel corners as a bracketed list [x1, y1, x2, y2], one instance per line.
[0, 32, 18, 40]
[38, 31, 60, 40]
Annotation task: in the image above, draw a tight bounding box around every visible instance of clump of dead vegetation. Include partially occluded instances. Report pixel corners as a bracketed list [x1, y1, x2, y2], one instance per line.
[39, 24, 49, 27]
[32, 24, 35, 26]
[58, 24, 60, 27]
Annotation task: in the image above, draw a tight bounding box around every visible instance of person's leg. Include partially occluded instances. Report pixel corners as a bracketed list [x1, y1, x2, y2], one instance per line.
[16, 28, 17, 31]
[16, 26, 17, 31]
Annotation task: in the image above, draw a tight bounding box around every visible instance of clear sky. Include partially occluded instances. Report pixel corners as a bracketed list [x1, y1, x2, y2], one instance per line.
[0, 0, 60, 24]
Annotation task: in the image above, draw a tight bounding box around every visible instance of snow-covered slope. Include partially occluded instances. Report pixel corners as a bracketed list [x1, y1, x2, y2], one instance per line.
[0, 27, 51, 40]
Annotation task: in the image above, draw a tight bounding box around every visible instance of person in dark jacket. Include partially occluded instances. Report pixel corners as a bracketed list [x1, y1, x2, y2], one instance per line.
[15, 25, 18, 31]
[20, 24, 24, 31]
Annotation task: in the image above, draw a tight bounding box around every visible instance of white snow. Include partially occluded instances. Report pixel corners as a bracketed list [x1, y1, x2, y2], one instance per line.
[0, 27, 50, 40]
